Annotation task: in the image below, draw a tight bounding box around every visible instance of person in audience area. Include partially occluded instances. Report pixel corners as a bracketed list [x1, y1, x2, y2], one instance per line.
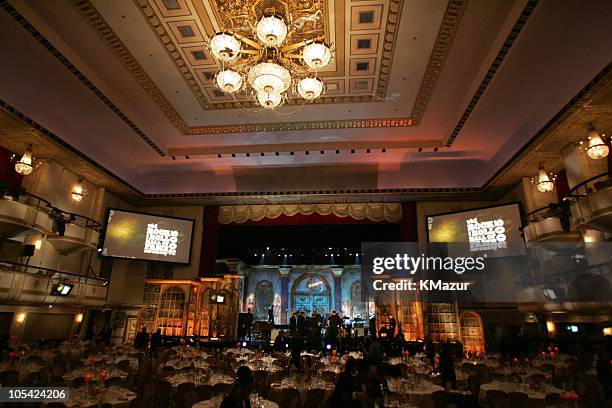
[352, 359, 384, 407]
[102, 325, 112, 346]
[150, 328, 163, 356]
[289, 332, 303, 372]
[387, 314, 396, 339]
[596, 350, 612, 399]
[368, 334, 383, 362]
[245, 308, 254, 340]
[0, 334, 12, 360]
[289, 312, 297, 333]
[325, 357, 357, 407]
[221, 366, 255, 408]
[297, 311, 307, 337]
[439, 343, 457, 389]
[273, 330, 288, 352]
[134, 327, 149, 351]
[267, 305, 274, 324]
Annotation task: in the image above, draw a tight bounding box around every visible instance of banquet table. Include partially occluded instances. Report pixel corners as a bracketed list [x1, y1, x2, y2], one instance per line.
[63, 367, 128, 383]
[479, 381, 563, 404]
[166, 372, 234, 389]
[0, 361, 44, 382]
[53, 386, 136, 408]
[387, 378, 444, 406]
[269, 377, 333, 406]
[193, 397, 278, 408]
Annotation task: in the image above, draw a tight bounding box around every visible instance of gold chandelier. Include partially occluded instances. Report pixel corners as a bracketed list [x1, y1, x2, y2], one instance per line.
[207, 0, 332, 110]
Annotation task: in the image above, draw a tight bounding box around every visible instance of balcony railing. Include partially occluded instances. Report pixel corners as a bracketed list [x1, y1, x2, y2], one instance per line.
[565, 172, 612, 232]
[1, 187, 101, 231]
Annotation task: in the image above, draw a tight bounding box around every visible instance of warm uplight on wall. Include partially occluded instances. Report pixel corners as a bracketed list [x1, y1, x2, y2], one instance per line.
[583, 123, 609, 160]
[14, 145, 34, 175]
[604, 327, 612, 336]
[546, 321, 556, 334]
[34, 239, 42, 251]
[16, 312, 26, 324]
[75, 313, 83, 323]
[71, 179, 87, 202]
[531, 164, 556, 193]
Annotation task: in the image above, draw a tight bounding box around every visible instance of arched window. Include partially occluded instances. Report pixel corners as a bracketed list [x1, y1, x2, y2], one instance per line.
[291, 274, 331, 315]
[459, 311, 485, 354]
[158, 286, 186, 336]
[255, 280, 274, 320]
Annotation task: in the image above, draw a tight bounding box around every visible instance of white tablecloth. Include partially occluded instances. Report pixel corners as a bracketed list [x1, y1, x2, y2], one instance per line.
[479, 381, 563, 403]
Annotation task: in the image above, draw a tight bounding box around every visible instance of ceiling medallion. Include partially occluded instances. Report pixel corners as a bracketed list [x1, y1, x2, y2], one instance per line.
[207, 0, 332, 112]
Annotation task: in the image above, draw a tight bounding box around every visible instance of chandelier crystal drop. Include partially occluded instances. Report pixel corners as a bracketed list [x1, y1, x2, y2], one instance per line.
[206, 3, 333, 110]
[247, 62, 292, 94]
[586, 126, 609, 160]
[256, 15, 288, 47]
[302, 42, 332, 69]
[257, 91, 282, 109]
[14, 145, 34, 175]
[210, 33, 242, 62]
[216, 69, 243, 93]
[298, 77, 323, 100]
[536, 165, 554, 193]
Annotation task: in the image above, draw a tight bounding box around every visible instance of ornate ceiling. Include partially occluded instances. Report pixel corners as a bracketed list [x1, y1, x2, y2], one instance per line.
[0, 0, 610, 201]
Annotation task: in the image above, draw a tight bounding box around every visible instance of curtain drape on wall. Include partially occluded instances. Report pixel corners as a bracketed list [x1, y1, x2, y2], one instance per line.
[218, 203, 402, 224]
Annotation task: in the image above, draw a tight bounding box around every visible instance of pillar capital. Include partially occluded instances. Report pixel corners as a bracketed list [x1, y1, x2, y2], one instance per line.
[279, 266, 291, 277]
[331, 267, 344, 277]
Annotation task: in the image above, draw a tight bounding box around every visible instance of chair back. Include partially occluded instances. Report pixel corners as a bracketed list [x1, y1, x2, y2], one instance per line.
[304, 388, 326, 408]
[281, 387, 300, 408]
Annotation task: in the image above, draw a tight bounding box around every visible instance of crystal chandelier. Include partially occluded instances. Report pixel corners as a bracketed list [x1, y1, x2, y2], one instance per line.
[207, 1, 332, 110]
[584, 123, 609, 160]
[14, 145, 34, 175]
[532, 164, 555, 193]
[71, 179, 87, 202]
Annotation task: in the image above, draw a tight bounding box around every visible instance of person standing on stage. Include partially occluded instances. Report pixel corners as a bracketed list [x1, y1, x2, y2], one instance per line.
[268, 305, 274, 324]
[289, 312, 297, 333]
[245, 308, 254, 340]
[326, 310, 341, 347]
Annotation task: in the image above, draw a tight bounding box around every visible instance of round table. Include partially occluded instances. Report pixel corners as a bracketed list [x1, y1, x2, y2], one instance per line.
[193, 397, 278, 408]
[52, 386, 136, 408]
[479, 381, 563, 403]
[387, 378, 444, 406]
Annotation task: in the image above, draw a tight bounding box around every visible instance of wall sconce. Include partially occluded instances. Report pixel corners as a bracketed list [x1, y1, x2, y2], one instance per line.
[34, 239, 42, 251]
[546, 321, 556, 334]
[71, 179, 87, 202]
[16, 312, 26, 324]
[14, 145, 34, 175]
[604, 327, 612, 336]
[581, 123, 609, 160]
[75, 313, 83, 323]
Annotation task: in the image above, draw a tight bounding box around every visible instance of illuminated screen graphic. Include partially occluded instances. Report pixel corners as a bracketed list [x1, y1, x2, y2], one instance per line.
[427, 203, 524, 256]
[102, 209, 194, 264]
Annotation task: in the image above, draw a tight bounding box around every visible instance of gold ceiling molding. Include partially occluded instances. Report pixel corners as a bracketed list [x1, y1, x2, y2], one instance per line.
[0, 0, 166, 158]
[184, 117, 413, 135]
[218, 203, 402, 223]
[484, 64, 612, 190]
[67, 0, 473, 134]
[410, 0, 467, 124]
[71, 0, 188, 133]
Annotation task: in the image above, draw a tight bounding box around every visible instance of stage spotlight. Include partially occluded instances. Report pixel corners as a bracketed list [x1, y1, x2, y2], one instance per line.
[326, 344, 331, 350]
[242, 342, 247, 347]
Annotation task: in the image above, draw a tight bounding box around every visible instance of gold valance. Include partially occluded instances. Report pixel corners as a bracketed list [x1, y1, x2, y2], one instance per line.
[218, 203, 402, 224]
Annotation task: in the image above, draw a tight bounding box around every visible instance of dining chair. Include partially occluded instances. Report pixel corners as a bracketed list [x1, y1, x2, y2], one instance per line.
[281, 387, 300, 408]
[431, 390, 447, 408]
[196, 384, 214, 400]
[213, 382, 233, 397]
[177, 382, 196, 408]
[506, 391, 528, 404]
[304, 388, 326, 408]
[184, 390, 204, 408]
[154, 379, 172, 408]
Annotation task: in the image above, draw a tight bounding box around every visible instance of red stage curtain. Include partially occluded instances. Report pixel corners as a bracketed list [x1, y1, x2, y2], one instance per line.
[199, 205, 219, 277]
[400, 202, 418, 241]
